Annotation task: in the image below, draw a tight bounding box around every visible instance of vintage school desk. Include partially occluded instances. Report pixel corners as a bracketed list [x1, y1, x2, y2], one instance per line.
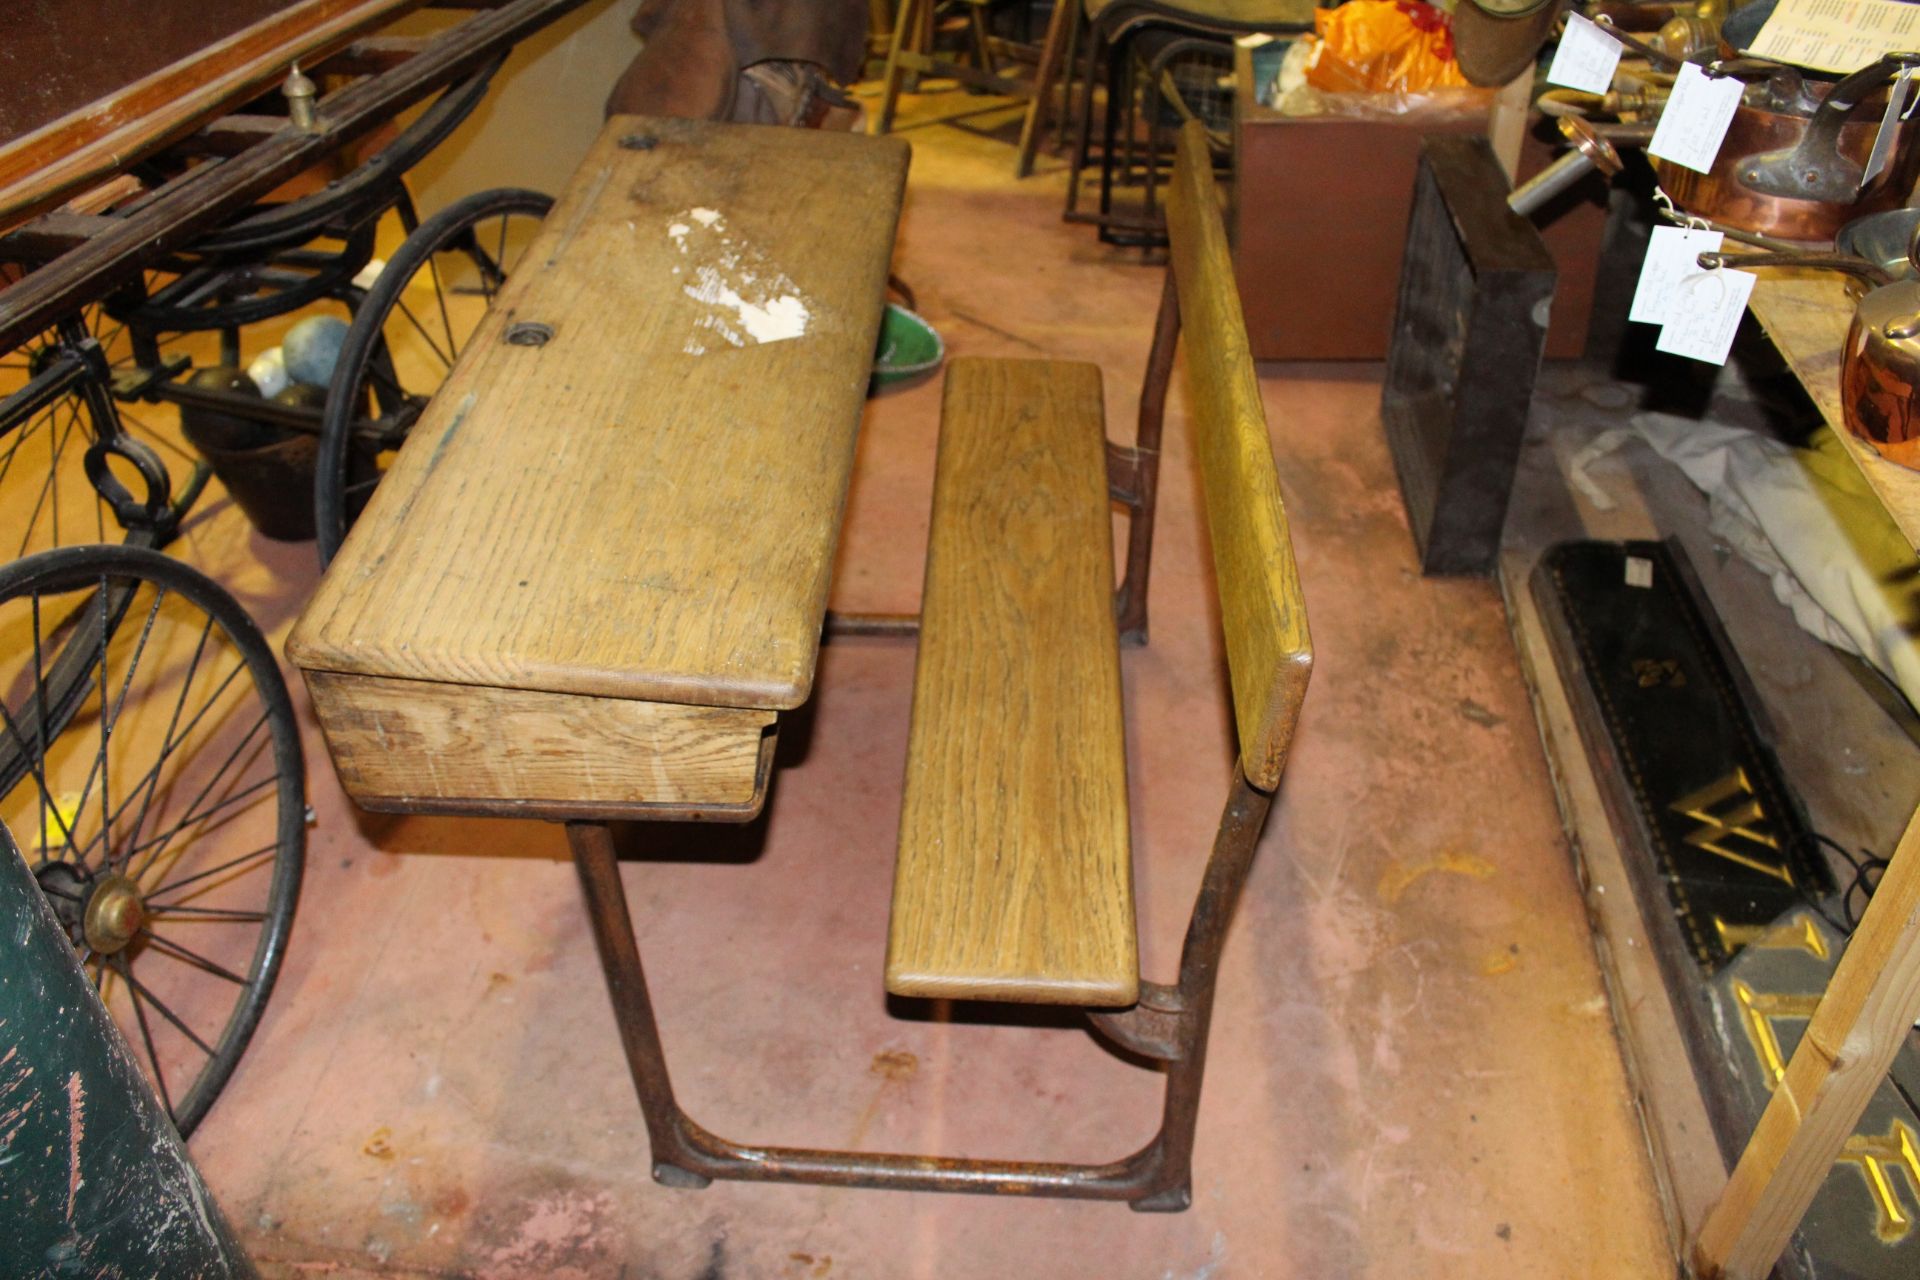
[289, 114, 1313, 1209]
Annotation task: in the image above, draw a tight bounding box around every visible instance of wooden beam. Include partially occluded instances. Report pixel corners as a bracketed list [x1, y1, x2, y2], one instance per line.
[0, 0, 592, 352]
[0, 213, 118, 264]
[0, 0, 425, 230]
[178, 115, 286, 158]
[315, 35, 435, 76]
[1690, 801, 1920, 1278]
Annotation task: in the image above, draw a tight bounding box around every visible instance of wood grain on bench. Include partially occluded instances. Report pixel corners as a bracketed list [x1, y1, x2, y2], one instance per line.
[288, 116, 908, 815]
[1166, 120, 1312, 793]
[886, 358, 1137, 1007]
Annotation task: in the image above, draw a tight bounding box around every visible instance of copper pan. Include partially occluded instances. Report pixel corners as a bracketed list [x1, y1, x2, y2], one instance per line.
[1652, 54, 1920, 242]
[1655, 104, 1920, 241]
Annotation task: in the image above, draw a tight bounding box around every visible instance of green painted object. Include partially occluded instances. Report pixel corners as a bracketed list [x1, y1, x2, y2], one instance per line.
[871, 304, 944, 390]
[0, 823, 255, 1278]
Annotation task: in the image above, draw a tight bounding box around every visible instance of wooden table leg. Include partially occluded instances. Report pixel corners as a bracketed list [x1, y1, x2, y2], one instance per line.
[871, 0, 923, 136]
[1015, 0, 1074, 178]
[1690, 801, 1920, 1278]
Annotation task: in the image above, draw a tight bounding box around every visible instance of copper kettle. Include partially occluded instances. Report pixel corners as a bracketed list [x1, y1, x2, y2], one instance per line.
[1842, 243, 1920, 469]
[1704, 218, 1920, 467]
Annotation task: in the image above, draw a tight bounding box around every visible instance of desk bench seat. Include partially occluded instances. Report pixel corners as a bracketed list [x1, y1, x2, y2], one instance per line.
[885, 357, 1137, 1008]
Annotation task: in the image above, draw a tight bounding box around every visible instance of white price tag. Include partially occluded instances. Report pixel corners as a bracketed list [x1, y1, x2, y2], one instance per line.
[1630, 226, 1724, 326]
[1656, 267, 1756, 365]
[1624, 556, 1654, 588]
[1863, 69, 1915, 186]
[1547, 15, 1624, 95]
[1647, 63, 1746, 175]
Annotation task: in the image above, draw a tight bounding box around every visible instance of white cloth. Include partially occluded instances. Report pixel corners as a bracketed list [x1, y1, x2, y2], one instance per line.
[1617, 412, 1920, 705]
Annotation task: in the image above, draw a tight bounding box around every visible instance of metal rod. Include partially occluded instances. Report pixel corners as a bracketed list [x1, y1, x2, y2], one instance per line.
[1117, 272, 1176, 646]
[823, 611, 919, 638]
[1509, 119, 1625, 218]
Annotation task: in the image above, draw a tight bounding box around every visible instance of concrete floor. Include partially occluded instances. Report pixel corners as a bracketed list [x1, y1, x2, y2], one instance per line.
[150, 95, 1677, 1277]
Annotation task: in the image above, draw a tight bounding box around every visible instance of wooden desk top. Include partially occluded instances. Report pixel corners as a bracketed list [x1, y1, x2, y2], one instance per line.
[290, 116, 910, 712]
[1744, 271, 1920, 553]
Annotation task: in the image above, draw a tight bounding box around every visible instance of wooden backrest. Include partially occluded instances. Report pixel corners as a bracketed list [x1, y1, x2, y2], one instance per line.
[1164, 119, 1312, 792]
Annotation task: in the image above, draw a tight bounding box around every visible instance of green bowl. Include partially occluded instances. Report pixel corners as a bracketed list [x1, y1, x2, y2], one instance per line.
[871, 303, 944, 390]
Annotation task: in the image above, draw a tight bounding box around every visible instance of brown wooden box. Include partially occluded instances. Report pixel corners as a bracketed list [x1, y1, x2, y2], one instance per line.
[1230, 50, 1605, 361]
[1231, 53, 1488, 362]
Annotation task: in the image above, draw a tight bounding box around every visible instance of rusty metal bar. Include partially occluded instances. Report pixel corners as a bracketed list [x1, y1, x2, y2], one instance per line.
[824, 610, 920, 639]
[1115, 270, 1175, 646]
[562, 761, 1277, 1209]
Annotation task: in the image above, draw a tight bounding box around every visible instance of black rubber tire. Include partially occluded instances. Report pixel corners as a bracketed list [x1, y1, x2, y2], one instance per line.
[314, 187, 553, 566]
[0, 544, 306, 1137]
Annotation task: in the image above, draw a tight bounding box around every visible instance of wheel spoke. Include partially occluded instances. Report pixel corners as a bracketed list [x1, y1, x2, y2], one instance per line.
[0, 408, 40, 486]
[125, 704, 270, 876]
[61, 581, 166, 865]
[118, 954, 177, 1116]
[127, 765, 275, 882]
[93, 579, 114, 851]
[145, 903, 267, 923]
[17, 400, 82, 557]
[394, 297, 454, 368]
[38, 576, 121, 862]
[31, 593, 51, 863]
[116, 957, 216, 1057]
[140, 929, 250, 985]
[0, 685, 83, 864]
[428, 253, 457, 364]
[118, 407, 197, 462]
[144, 839, 279, 902]
[106, 614, 223, 865]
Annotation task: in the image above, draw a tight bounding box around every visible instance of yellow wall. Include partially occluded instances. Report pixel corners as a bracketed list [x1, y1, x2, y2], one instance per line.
[390, 0, 644, 214]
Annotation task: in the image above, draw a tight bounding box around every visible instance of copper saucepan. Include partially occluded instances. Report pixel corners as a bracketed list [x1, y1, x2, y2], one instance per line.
[1655, 53, 1920, 242]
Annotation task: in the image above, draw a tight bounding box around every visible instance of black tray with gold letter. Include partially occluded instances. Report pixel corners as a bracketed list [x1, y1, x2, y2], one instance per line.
[1534, 539, 1920, 1279]
[1531, 540, 1831, 1140]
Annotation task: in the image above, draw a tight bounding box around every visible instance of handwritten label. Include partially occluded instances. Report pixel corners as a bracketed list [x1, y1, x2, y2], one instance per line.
[1748, 0, 1920, 73]
[1656, 267, 1757, 365]
[1547, 15, 1625, 95]
[1648, 63, 1746, 174]
[1631, 226, 1725, 326]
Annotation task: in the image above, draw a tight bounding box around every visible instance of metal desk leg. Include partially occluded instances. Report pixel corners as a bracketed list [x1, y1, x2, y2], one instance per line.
[564, 772, 1274, 1206]
[567, 820, 711, 1188]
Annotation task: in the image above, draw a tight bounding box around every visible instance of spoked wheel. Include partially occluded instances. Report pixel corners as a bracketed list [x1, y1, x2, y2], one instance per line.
[0, 545, 305, 1137]
[0, 309, 202, 561]
[315, 187, 552, 565]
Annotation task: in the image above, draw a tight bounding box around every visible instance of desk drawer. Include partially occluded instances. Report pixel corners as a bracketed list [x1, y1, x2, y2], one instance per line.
[302, 671, 776, 820]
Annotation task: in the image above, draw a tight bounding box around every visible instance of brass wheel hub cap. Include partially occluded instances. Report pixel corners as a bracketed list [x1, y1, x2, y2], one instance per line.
[84, 875, 144, 954]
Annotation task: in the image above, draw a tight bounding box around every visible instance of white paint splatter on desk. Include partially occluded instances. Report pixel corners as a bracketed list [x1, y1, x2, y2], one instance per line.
[663, 208, 812, 355]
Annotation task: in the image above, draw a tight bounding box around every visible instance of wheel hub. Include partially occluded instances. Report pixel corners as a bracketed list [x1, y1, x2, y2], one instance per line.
[83, 874, 145, 954]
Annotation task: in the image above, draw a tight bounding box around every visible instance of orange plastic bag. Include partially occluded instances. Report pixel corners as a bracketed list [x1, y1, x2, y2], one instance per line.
[1305, 0, 1471, 94]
